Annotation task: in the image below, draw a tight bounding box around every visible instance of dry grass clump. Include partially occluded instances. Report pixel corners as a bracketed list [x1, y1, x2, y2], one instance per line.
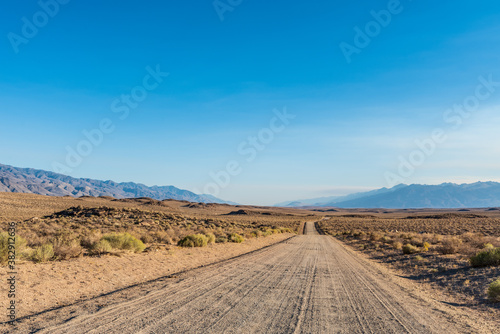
[392, 241, 403, 250]
[402, 244, 420, 254]
[470, 248, 500, 267]
[0, 232, 27, 264]
[178, 234, 209, 247]
[206, 233, 216, 244]
[31, 244, 54, 263]
[51, 230, 83, 260]
[488, 279, 500, 302]
[438, 237, 463, 255]
[102, 232, 145, 253]
[88, 239, 113, 255]
[229, 233, 245, 243]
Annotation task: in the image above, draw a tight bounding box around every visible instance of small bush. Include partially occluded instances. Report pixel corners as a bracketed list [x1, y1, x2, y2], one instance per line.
[403, 244, 420, 254]
[178, 234, 208, 247]
[205, 233, 216, 244]
[102, 233, 146, 253]
[0, 232, 27, 265]
[229, 233, 245, 243]
[215, 236, 228, 243]
[31, 244, 54, 263]
[488, 279, 500, 302]
[89, 239, 112, 255]
[423, 242, 430, 252]
[392, 241, 403, 250]
[483, 243, 495, 250]
[370, 232, 384, 241]
[470, 248, 500, 267]
[381, 236, 392, 244]
[262, 230, 273, 237]
[251, 230, 263, 238]
[52, 231, 82, 260]
[81, 230, 102, 249]
[438, 237, 462, 255]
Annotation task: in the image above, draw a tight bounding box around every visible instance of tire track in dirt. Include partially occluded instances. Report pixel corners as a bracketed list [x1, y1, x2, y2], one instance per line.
[25, 222, 475, 333]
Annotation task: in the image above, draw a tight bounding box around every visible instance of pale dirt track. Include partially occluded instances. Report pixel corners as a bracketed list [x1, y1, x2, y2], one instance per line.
[27, 223, 476, 333]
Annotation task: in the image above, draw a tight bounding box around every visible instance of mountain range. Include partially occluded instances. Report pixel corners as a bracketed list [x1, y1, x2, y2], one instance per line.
[277, 182, 500, 209]
[0, 163, 231, 204]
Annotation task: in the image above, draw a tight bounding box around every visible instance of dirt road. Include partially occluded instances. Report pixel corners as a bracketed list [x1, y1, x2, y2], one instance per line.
[22, 222, 479, 333]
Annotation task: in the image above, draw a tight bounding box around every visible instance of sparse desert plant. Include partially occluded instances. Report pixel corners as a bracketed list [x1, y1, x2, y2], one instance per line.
[215, 235, 228, 243]
[81, 230, 102, 249]
[402, 244, 420, 255]
[205, 233, 216, 244]
[470, 248, 500, 267]
[488, 279, 500, 302]
[139, 234, 154, 244]
[370, 232, 384, 241]
[51, 230, 82, 260]
[31, 244, 54, 263]
[410, 237, 424, 247]
[423, 242, 430, 252]
[381, 236, 392, 244]
[0, 232, 27, 265]
[89, 239, 112, 255]
[102, 233, 146, 253]
[229, 233, 245, 243]
[483, 243, 495, 250]
[178, 234, 209, 247]
[262, 230, 273, 237]
[392, 241, 403, 250]
[438, 237, 463, 255]
[251, 230, 263, 238]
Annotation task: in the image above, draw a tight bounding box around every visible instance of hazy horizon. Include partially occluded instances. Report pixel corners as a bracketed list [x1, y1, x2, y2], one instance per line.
[2, 1, 500, 205]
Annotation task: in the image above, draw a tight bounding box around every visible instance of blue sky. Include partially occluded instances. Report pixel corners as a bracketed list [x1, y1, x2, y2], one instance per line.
[1, 0, 500, 205]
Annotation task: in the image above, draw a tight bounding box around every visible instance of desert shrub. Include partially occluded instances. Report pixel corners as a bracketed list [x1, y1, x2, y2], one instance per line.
[370, 232, 384, 241]
[89, 239, 112, 255]
[410, 237, 424, 247]
[483, 243, 495, 250]
[31, 244, 54, 263]
[140, 234, 154, 244]
[205, 233, 216, 244]
[178, 234, 208, 247]
[470, 248, 500, 267]
[262, 230, 273, 237]
[81, 230, 102, 249]
[488, 279, 500, 302]
[415, 255, 425, 262]
[381, 236, 392, 244]
[0, 232, 27, 265]
[423, 242, 430, 252]
[462, 232, 484, 246]
[229, 233, 245, 243]
[402, 244, 420, 255]
[215, 236, 228, 243]
[251, 230, 263, 238]
[392, 241, 403, 250]
[102, 233, 146, 253]
[438, 237, 463, 255]
[51, 230, 82, 260]
[152, 231, 173, 245]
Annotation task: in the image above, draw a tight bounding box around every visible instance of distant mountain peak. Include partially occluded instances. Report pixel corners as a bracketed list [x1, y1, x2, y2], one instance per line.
[0, 163, 232, 204]
[279, 182, 500, 209]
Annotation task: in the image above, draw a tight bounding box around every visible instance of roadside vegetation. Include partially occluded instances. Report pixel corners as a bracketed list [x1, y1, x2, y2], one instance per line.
[1, 205, 301, 265]
[318, 214, 500, 305]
